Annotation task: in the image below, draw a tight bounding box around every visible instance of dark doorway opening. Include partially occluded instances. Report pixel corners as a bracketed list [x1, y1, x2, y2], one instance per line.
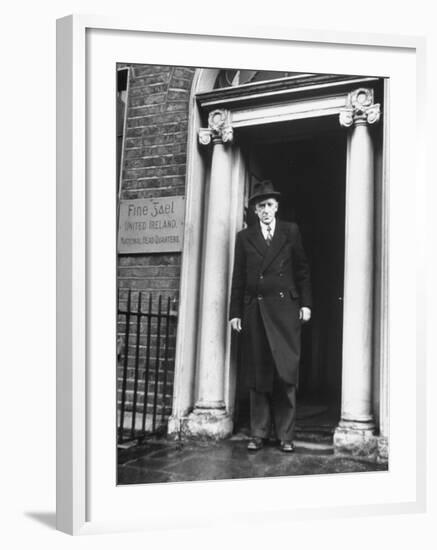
[234, 127, 346, 438]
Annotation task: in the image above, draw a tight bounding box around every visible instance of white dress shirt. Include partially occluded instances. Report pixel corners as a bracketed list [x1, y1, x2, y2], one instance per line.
[260, 218, 276, 240]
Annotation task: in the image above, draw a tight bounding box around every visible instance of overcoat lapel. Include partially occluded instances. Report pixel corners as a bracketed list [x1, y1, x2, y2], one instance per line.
[247, 223, 268, 257]
[260, 223, 287, 273]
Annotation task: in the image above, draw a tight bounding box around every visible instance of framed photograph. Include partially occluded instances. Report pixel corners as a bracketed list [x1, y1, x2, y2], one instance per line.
[57, 15, 426, 535]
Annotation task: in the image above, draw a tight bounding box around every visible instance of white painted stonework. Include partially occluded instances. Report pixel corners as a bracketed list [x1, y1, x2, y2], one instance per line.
[169, 70, 388, 461]
[333, 89, 381, 455]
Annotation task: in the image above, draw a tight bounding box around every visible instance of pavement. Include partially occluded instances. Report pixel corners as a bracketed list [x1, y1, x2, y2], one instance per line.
[117, 433, 388, 485]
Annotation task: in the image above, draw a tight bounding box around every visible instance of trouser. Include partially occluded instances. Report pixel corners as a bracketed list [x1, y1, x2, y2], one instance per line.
[250, 369, 296, 442]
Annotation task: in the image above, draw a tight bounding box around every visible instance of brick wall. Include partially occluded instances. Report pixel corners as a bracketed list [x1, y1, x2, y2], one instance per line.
[117, 64, 196, 436]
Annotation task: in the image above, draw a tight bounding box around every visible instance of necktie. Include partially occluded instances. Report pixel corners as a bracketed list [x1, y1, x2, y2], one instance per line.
[265, 225, 272, 246]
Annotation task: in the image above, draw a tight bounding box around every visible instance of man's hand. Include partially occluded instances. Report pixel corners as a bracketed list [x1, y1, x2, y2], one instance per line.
[299, 307, 311, 323]
[230, 318, 242, 332]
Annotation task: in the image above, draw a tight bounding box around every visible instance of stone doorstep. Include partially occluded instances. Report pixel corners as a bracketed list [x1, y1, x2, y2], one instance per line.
[119, 419, 387, 463]
[230, 430, 333, 450]
[117, 434, 390, 474]
[295, 429, 334, 445]
[118, 437, 334, 462]
[231, 426, 335, 445]
[294, 440, 333, 452]
[118, 440, 138, 450]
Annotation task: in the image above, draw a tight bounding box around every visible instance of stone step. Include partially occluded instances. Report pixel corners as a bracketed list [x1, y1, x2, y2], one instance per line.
[232, 425, 335, 446]
[294, 428, 334, 445]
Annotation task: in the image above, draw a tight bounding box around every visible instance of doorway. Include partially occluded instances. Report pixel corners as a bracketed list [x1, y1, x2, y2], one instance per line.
[234, 127, 347, 436]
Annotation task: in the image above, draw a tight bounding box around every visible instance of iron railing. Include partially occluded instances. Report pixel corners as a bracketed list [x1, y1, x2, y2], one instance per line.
[117, 289, 177, 444]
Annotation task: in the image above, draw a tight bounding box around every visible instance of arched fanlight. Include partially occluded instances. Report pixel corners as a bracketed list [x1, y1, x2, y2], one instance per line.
[214, 69, 303, 89]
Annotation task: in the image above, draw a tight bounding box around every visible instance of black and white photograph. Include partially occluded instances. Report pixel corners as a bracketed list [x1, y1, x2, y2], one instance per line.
[116, 64, 389, 484]
[1, 0, 434, 545]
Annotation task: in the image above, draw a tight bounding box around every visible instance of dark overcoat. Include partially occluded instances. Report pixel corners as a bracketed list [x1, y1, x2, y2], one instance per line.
[229, 220, 312, 391]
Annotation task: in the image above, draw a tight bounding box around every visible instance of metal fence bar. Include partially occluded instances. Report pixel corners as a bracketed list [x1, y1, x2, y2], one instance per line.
[141, 293, 153, 434]
[152, 295, 162, 432]
[130, 291, 142, 437]
[118, 288, 131, 443]
[117, 291, 177, 444]
[161, 297, 171, 424]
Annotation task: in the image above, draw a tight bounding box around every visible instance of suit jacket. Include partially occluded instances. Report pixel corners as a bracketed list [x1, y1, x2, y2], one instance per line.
[229, 220, 312, 391]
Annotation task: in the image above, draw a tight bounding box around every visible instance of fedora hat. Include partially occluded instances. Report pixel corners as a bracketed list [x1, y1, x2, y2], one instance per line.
[249, 180, 281, 204]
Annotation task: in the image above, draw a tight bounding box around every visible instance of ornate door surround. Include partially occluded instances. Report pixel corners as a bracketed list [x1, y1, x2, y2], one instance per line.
[168, 70, 388, 459]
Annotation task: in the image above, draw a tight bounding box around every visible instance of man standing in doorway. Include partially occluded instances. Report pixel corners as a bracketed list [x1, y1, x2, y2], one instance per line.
[229, 180, 312, 452]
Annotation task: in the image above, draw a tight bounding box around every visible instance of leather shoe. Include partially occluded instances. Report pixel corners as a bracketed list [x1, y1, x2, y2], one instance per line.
[280, 441, 295, 453]
[247, 437, 264, 451]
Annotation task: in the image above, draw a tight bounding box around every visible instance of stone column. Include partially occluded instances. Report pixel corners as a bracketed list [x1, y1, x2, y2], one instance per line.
[334, 89, 381, 457]
[183, 109, 234, 439]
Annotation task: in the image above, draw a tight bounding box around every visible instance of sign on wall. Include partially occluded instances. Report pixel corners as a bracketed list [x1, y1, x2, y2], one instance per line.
[118, 196, 185, 254]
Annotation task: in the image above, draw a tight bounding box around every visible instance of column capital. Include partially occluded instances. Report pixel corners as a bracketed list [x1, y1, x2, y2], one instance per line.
[199, 109, 234, 146]
[339, 88, 381, 128]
